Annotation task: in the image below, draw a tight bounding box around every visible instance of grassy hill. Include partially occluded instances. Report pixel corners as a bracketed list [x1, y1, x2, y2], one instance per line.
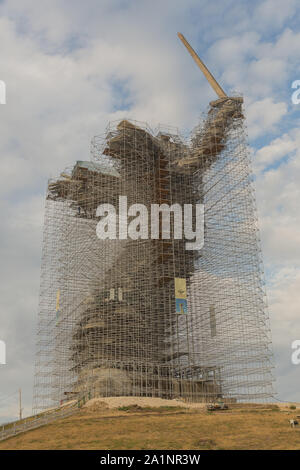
[0, 401, 300, 450]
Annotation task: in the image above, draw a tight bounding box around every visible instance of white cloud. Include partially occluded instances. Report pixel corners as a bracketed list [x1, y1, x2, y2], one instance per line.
[251, 123, 300, 402]
[254, 0, 298, 30]
[254, 130, 300, 268]
[246, 98, 287, 139]
[267, 267, 300, 401]
[254, 131, 299, 170]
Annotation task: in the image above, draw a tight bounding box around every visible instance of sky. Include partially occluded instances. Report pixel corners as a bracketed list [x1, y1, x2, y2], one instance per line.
[0, 0, 299, 422]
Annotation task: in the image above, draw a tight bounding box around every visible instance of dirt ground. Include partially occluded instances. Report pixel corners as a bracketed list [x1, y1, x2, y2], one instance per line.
[83, 396, 207, 410]
[0, 400, 300, 450]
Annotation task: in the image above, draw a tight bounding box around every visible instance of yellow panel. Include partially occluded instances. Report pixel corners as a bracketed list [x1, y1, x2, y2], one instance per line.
[175, 278, 187, 299]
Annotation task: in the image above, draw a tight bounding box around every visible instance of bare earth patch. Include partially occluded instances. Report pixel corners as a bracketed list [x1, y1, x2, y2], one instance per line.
[83, 396, 206, 410]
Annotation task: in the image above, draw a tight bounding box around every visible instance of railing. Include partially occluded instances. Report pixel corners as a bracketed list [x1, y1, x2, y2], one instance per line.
[0, 402, 78, 442]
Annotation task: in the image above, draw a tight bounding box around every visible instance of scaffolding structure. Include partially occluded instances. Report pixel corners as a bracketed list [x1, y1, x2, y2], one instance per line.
[33, 97, 274, 413]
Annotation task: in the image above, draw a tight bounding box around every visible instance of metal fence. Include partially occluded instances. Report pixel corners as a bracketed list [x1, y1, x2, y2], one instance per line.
[0, 403, 78, 442]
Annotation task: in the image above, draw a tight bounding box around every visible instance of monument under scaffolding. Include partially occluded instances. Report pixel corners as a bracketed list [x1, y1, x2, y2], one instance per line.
[33, 35, 274, 413]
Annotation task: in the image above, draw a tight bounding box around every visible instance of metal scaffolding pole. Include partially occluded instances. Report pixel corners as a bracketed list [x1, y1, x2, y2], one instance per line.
[33, 98, 274, 413]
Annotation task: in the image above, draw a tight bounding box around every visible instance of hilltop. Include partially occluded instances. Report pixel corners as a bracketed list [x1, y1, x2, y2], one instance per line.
[0, 398, 299, 450]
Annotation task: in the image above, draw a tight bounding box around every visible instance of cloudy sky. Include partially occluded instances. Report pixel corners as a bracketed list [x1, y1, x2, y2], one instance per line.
[0, 0, 299, 422]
